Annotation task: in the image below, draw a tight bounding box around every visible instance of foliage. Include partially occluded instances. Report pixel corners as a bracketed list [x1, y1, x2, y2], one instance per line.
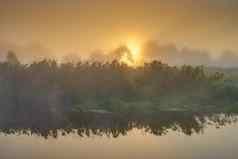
[0, 51, 237, 124]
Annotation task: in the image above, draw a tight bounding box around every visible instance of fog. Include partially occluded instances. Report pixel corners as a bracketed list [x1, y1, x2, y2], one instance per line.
[88, 40, 238, 67]
[1, 40, 238, 67]
[140, 41, 238, 67]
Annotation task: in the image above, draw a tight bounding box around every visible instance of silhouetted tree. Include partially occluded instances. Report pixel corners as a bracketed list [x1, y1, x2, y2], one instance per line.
[6, 51, 20, 65]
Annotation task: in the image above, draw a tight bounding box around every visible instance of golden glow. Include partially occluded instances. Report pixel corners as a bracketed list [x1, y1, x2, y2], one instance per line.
[127, 41, 141, 61]
[120, 39, 143, 67]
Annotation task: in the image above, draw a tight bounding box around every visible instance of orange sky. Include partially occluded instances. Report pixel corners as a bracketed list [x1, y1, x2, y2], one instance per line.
[0, 0, 238, 61]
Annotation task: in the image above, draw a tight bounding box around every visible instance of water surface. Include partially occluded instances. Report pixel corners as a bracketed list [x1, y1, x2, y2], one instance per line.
[1, 112, 238, 159]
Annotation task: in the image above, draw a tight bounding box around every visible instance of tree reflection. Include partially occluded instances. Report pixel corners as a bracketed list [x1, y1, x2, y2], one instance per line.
[0, 112, 237, 139]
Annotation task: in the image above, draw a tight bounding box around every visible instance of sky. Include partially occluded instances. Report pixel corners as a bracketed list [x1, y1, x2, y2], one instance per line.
[0, 0, 238, 66]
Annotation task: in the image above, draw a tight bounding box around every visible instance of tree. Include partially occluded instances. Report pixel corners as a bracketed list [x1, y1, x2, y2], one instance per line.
[6, 51, 20, 65]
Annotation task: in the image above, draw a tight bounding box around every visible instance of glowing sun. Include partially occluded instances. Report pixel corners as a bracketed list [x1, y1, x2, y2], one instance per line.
[120, 40, 143, 66]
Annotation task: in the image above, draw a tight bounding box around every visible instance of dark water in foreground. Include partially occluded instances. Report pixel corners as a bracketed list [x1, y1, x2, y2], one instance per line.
[1, 112, 238, 159]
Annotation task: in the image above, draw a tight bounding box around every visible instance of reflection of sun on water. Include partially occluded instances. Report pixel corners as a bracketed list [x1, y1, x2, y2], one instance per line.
[120, 40, 143, 67]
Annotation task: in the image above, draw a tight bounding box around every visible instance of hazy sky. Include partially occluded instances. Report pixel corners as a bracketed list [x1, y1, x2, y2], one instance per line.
[0, 0, 238, 62]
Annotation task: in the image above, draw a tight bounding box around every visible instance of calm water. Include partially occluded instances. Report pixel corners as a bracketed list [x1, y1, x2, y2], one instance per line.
[1, 113, 238, 159]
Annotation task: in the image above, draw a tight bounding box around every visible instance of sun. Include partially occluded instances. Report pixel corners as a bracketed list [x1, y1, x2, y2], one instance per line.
[127, 42, 140, 60]
[120, 40, 143, 66]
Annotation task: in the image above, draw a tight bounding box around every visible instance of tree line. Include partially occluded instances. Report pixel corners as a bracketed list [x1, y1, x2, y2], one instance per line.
[0, 51, 237, 126]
